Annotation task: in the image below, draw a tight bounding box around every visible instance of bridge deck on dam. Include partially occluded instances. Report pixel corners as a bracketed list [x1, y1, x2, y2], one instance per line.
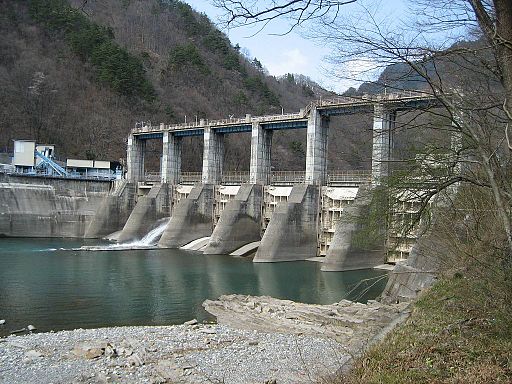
[131, 91, 439, 138]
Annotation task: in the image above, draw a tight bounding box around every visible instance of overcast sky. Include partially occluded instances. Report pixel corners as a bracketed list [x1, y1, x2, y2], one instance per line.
[184, 0, 409, 93]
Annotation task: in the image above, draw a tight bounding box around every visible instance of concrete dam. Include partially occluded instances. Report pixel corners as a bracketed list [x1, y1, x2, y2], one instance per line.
[0, 91, 439, 271]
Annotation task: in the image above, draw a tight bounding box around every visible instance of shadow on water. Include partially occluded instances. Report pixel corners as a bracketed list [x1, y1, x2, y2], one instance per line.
[0, 238, 388, 337]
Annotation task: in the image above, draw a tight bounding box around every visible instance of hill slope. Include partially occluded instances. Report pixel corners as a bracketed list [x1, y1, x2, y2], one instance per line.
[1, 0, 373, 171]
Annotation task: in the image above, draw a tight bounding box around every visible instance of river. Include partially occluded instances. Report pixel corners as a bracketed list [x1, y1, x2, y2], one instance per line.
[0, 238, 387, 337]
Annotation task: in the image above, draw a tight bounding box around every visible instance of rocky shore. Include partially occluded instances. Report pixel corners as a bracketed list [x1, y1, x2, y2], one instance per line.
[0, 296, 408, 384]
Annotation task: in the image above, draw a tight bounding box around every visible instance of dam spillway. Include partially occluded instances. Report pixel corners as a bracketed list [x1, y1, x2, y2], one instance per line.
[0, 91, 447, 271]
[115, 91, 442, 269]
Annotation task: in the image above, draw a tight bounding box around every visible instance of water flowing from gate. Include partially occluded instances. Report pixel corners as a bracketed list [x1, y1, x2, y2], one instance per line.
[133, 219, 169, 246]
[75, 218, 169, 251]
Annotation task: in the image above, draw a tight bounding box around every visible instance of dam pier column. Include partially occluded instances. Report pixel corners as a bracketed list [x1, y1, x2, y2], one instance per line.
[204, 121, 268, 255]
[126, 134, 145, 182]
[161, 130, 182, 185]
[249, 122, 273, 185]
[305, 108, 329, 185]
[371, 104, 396, 186]
[202, 127, 224, 184]
[254, 108, 326, 262]
[159, 126, 222, 248]
[86, 133, 144, 238]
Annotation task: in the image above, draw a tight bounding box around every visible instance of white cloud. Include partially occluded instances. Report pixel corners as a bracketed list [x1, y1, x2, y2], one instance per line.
[344, 59, 380, 80]
[324, 58, 381, 93]
[265, 48, 310, 77]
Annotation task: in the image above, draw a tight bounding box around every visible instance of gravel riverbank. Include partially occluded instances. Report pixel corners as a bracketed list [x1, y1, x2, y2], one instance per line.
[0, 323, 347, 384]
[0, 295, 407, 383]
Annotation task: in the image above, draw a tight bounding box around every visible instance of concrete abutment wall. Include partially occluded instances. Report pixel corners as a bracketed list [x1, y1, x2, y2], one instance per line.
[0, 174, 114, 238]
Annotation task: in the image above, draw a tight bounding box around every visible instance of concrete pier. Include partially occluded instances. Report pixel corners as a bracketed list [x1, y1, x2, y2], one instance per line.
[203, 184, 263, 255]
[254, 184, 320, 262]
[158, 184, 215, 248]
[249, 123, 273, 185]
[116, 183, 168, 242]
[161, 131, 182, 184]
[126, 134, 145, 183]
[321, 187, 386, 271]
[371, 104, 396, 186]
[202, 127, 224, 185]
[305, 109, 329, 185]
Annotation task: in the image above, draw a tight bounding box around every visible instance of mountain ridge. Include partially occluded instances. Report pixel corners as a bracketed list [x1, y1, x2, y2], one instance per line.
[0, 0, 373, 171]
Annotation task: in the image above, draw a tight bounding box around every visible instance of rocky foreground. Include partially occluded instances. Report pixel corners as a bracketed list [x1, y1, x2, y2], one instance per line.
[0, 296, 408, 384]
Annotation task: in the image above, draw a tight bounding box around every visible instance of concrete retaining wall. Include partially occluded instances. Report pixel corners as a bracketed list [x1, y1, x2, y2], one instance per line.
[0, 177, 110, 238]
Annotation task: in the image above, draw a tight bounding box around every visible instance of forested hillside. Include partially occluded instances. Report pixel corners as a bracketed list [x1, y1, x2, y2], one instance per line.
[0, 0, 376, 171]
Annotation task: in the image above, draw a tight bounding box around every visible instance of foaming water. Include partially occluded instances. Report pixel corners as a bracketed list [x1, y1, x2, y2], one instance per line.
[141, 219, 169, 245]
[76, 218, 170, 251]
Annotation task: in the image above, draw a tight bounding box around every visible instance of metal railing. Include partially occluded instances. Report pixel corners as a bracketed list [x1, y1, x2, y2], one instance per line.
[132, 90, 434, 135]
[145, 170, 371, 185]
[133, 113, 306, 135]
[328, 170, 371, 185]
[221, 171, 250, 184]
[307, 90, 434, 110]
[0, 164, 14, 174]
[6, 168, 116, 181]
[144, 172, 161, 182]
[181, 172, 202, 184]
[270, 171, 305, 184]
[253, 112, 304, 122]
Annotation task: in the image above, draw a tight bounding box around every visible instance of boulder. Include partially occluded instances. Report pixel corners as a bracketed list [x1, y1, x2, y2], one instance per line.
[72, 341, 107, 359]
[155, 359, 183, 381]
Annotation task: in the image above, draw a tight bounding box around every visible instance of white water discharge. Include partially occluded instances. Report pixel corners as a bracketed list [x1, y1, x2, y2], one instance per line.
[129, 219, 169, 246]
[74, 218, 170, 251]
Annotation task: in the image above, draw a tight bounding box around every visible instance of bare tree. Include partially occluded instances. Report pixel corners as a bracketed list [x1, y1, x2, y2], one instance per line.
[213, 0, 357, 29]
[213, 0, 512, 263]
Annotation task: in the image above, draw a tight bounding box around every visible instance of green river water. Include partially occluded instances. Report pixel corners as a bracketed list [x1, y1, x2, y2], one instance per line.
[0, 238, 388, 337]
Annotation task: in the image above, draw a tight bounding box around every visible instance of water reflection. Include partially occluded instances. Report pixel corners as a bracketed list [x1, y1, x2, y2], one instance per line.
[0, 239, 387, 336]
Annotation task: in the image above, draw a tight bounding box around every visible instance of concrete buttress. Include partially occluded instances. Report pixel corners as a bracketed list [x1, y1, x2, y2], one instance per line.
[203, 184, 263, 255]
[321, 187, 386, 271]
[116, 183, 168, 242]
[84, 181, 136, 238]
[158, 184, 215, 248]
[254, 184, 320, 262]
